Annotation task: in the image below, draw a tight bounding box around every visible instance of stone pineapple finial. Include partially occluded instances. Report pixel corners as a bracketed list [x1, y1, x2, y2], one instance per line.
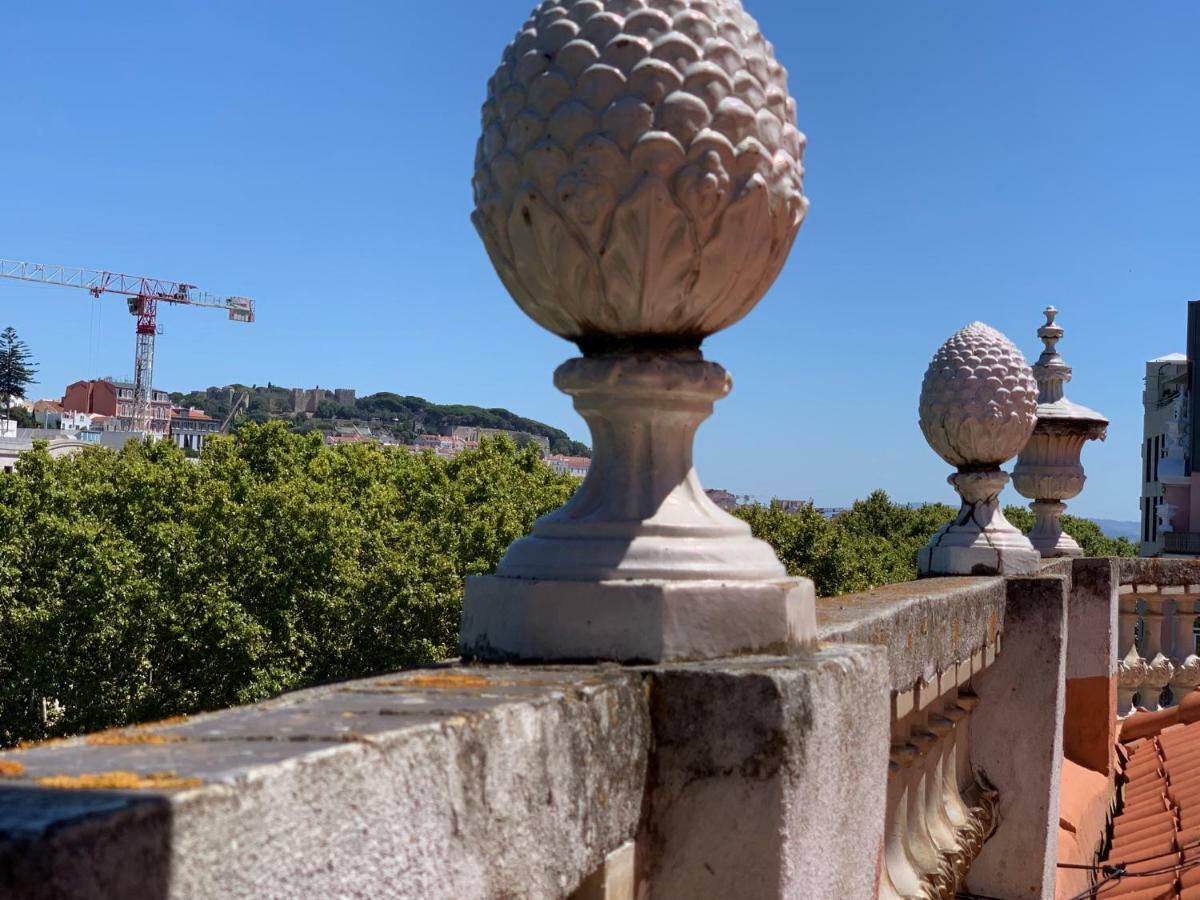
[461, 0, 814, 663]
[918, 322, 1042, 576]
[471, 0, 808, 349]
[1013, 308, 1108, 557]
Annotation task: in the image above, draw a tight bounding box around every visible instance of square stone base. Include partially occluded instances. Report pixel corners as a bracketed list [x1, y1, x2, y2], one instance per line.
[460, 575, 817, 663]
[919, 542, 1041, 577]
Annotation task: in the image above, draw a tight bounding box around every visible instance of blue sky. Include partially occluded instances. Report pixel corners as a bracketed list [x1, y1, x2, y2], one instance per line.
[1, 1, 1197, 521]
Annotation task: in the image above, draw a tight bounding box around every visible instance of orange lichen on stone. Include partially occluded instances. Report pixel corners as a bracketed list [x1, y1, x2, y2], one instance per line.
[15, 736, 69, 751]
[86, 731, 183, 746]
[35, 770, 202, 791]
[140, 715, 191, 729]
[0, 760, 26, 777]
[399, 673, 492, 690]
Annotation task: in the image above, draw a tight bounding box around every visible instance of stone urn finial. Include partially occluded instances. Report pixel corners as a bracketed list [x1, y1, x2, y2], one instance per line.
[461, 0, 814, 663]
[918, 322, 1042, 576]
[1013, 308, 1108, 557]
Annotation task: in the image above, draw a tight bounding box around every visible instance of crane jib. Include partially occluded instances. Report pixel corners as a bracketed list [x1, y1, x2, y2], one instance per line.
[0, 257, 255, 436]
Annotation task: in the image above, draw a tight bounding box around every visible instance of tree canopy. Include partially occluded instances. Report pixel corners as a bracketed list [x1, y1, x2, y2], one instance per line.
[735, 490, 1136, 597]
[0, 441, 1134, 748]
[0, 425, 574, 747]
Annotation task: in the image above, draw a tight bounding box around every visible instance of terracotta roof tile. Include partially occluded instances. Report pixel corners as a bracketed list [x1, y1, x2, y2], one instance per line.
[1111, 833, 1179, 864]
[1103, 877, 1179, 898]
[1123, 693, 1200, 744]
[1100, 714, 1200, 900]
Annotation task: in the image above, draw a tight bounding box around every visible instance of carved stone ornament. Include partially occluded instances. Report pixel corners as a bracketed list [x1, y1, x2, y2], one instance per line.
[1142, 653, 1175, 712]
[461, 0, 814, 663]
[1012, 308, 1108, 557]
[1171, 654, 1200, 699]
[471, 0, 808, 349]
[917, 322, 1041, 576]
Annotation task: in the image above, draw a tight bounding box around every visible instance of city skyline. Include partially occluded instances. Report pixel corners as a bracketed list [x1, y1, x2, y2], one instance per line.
[3, 1, 1199, 520]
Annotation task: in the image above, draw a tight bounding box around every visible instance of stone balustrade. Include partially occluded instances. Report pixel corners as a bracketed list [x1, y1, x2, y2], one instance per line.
[1115, 559, 1200, 717]
[0, 565, 1115, 899]
[818, 578, 1005, 898]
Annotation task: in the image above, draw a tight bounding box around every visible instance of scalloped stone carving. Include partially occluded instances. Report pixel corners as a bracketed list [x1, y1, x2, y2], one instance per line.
[1119, 645, 1151, 717]
[919, 322, 1039, 468]
[1171, 654, 1200, 698]
[472, 0, 808, 348]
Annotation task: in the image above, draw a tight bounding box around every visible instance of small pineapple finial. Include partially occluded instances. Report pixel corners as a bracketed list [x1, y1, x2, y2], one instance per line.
[1033, 306, 1070, 403]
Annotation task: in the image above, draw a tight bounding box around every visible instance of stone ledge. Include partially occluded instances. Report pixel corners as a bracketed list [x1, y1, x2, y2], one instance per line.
[1118, 557, 1200, 587]
[0, 667, 651, 900]
[816, 576, 1006, 692]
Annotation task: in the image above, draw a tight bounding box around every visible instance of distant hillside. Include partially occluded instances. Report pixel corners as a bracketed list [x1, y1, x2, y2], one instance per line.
[169, 384, 590, 457]
[1093, 519, 1140, 542]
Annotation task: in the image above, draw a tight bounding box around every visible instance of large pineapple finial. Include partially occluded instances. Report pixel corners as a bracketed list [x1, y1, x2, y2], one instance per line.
[462, 0, 815, 663]
[471, 0, 808, 351]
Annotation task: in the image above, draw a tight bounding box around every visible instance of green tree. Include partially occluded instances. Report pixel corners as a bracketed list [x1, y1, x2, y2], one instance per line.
[0, 427, 575, 747]
[0, 326, 38, 417]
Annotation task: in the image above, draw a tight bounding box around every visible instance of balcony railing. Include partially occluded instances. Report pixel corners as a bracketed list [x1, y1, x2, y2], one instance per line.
[1117, 560, 1200, 716]
[1164, 532, 1200, 554]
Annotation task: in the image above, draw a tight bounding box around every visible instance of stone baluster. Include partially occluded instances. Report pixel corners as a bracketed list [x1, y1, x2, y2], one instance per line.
[904, 723, 946, 891]
[1171, 596, 1200, 704]
[923, 709, 966, 893]
[882, 740, 926, 899]
[880, 662, 1000, 899]
[1141, 591, 1174, 711]
[1117, 588, 1148, 717]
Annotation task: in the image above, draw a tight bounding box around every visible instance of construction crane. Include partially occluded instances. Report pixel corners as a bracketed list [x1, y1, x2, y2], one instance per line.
[0, 259, 253, 433]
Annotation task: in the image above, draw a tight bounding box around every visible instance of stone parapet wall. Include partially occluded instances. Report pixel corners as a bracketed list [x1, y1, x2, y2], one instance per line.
[0, 668, 651, 900]
[817, 576, 1005, 695]
[0, 573, 1111, 899]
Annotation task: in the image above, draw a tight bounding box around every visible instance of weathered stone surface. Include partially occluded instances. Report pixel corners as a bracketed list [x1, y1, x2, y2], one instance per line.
[1118, 557, 1200, 587]
[463, 575, 816, 663]
[0, 667, 651, 900]
[967, 575, 1069, 899]
[817, 576, 1005, 693]
[637, 646, 890, 900]
[1064, 559, 1118, 775]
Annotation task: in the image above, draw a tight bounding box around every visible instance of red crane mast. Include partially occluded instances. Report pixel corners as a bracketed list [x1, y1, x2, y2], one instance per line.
[0, 259, 254, 433]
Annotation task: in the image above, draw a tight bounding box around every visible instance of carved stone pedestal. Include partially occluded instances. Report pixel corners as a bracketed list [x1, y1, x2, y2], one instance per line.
[460, 353, 816, 663]
[919, 470, 1041, 577]
[1028, 500, 1082, 557]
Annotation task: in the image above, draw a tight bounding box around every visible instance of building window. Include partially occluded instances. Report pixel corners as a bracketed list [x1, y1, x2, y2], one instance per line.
[1143, 498, 1150, 543]
[1147, 438, 1153, 483]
